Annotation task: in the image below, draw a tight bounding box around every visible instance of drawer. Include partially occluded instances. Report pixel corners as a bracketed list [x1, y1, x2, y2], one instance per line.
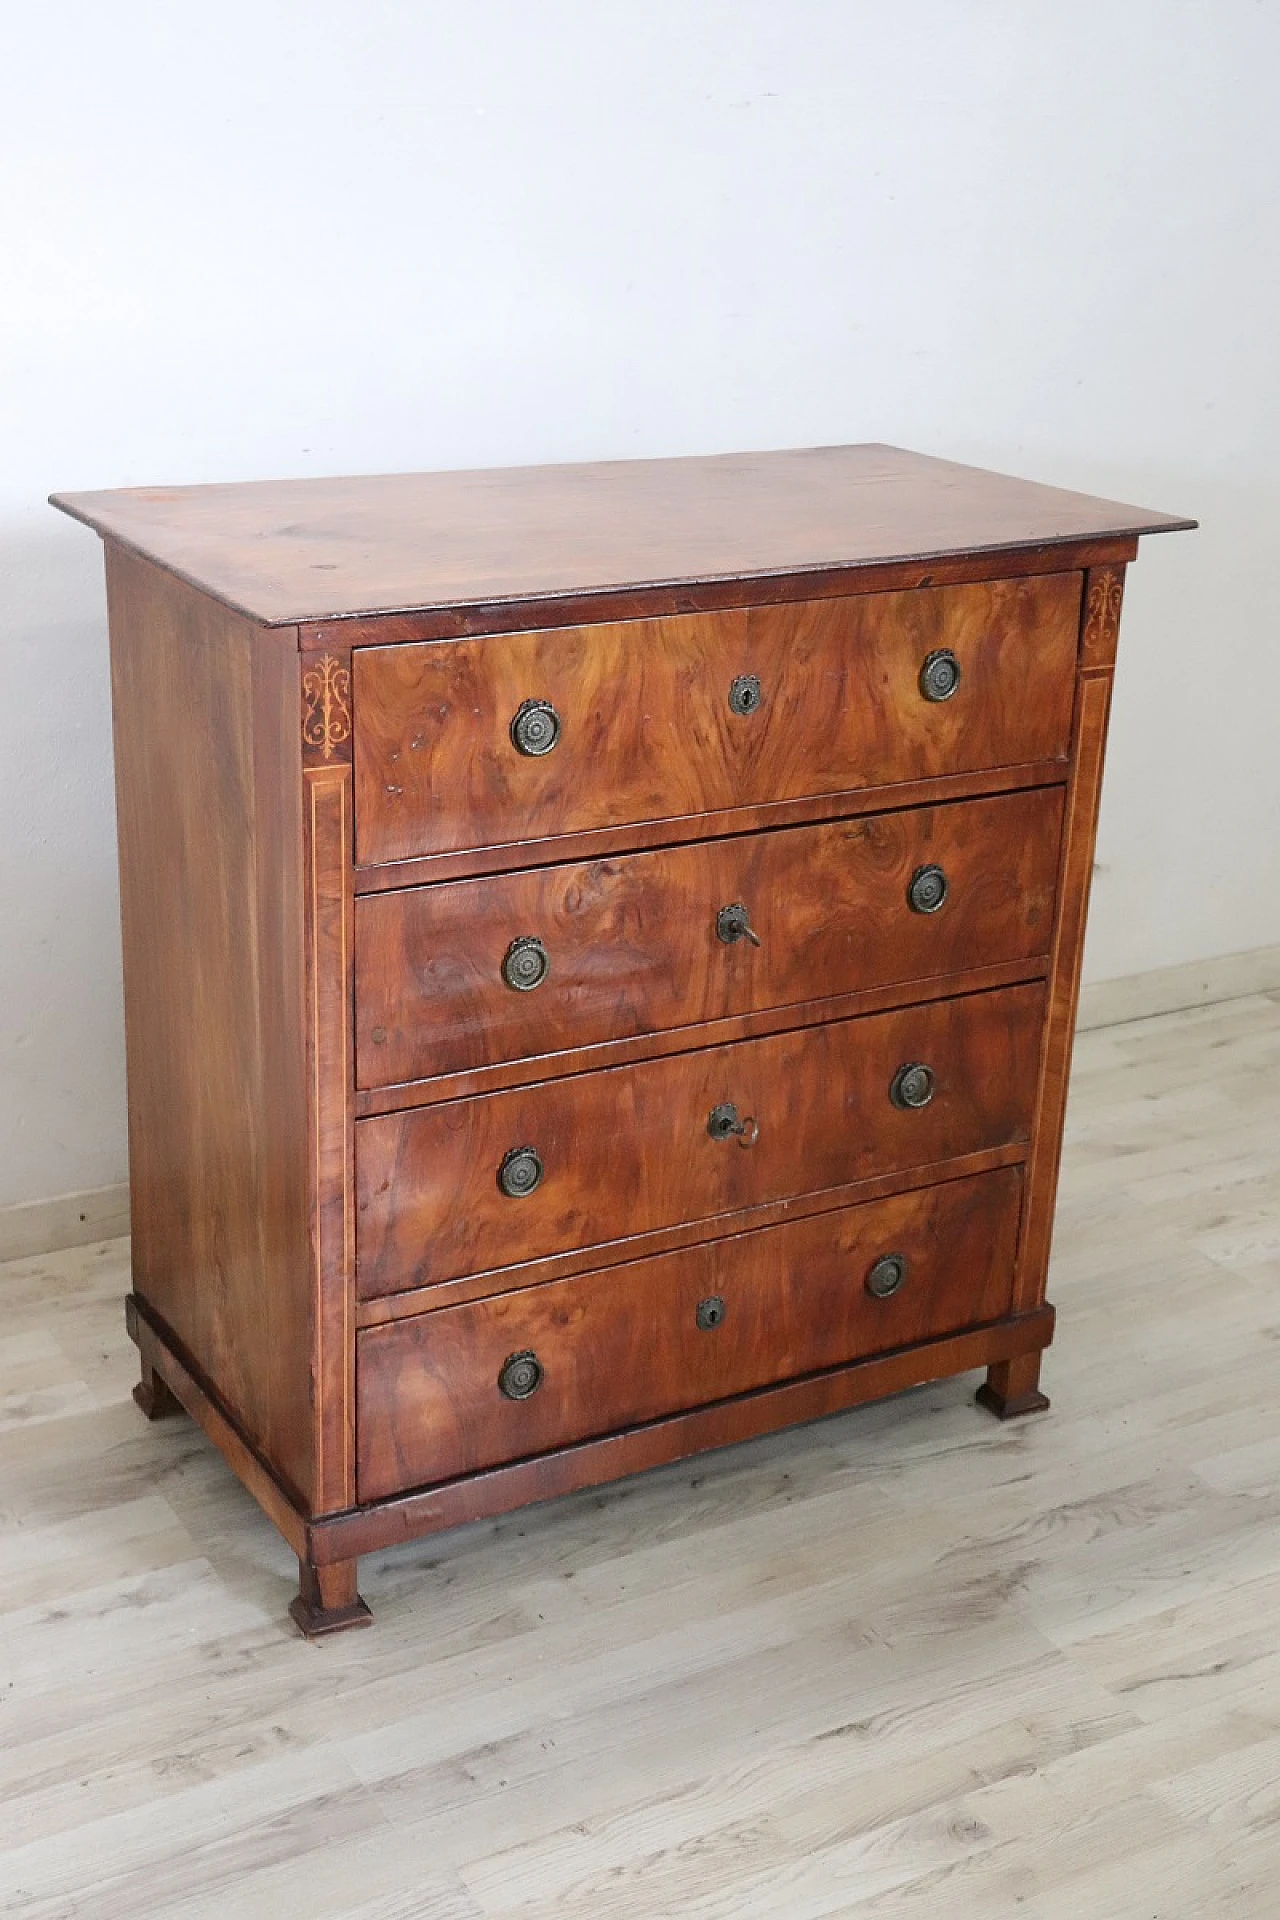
[355, 786, 1063, 1089]
[356, 980, 1044, 1299]
[356, 1165, 1025, 1496]
[351, 574, 1081, 866]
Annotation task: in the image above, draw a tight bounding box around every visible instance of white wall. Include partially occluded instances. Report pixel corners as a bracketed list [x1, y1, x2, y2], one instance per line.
[1, 1, 1275, 1209]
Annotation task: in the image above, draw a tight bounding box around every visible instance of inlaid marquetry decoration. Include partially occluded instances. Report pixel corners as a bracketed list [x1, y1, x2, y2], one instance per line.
[1082, 568, 1125, 664]
[303, 654, 352, 761]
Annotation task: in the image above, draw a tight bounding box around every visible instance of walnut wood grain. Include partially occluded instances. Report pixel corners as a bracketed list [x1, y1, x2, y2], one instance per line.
[355, 1141, 1030, 1319]
[317, 1306, 1057, 1566]
[356, 1166, 1024, 1499]
[127, 1269, 1054, 1581]
[355, 786, 1063, 1090]
[303, 538, 1141, 653]
[51, 444, 1192, 626]
[352, 575, 1081, 867]
[107, 546, 317, 1510]
[353, 957, 1049, 1119]
[349, 760, 1069, 892]
[356, 980, 1044, 1300]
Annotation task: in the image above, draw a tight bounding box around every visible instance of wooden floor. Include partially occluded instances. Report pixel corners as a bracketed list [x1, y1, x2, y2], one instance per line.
[3, 993, 1280, 1919]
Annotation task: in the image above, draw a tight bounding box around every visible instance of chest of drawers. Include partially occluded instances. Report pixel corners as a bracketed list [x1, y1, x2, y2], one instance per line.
[53, 445, 1192, 1634]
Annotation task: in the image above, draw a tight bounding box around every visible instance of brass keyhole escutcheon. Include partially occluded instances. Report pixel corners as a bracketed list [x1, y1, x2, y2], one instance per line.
[695, 1295, 726, 1331]
[728, 674, 762, 716]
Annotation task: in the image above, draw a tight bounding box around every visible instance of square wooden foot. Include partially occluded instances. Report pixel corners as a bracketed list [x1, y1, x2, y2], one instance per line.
[289, 1557, 373, 1638]
[976, 1353, 1051, 1421]
[133, 1363, 184, 1421]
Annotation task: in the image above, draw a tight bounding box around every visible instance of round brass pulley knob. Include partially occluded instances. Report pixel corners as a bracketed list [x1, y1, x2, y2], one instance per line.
[497, 1145, 544, 1197]
[907, 864, 949, 915]
[890, 1062, 936, 1110]
[919, 648, 961, 702]
[510, 698, 561, 755]
[865, 1253, 907, 1299]
[498, 1350, 544, 1400]
[502, 936, 550, 991]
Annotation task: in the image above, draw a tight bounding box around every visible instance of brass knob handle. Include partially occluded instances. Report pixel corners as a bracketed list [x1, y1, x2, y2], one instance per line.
[502, 935, 550, 991]
[715, 902, 762, 947]
[866, 1253, 907, 1299]
[510, 698, 561, 756]
[707, 1101, 759, 1146]
[890, 1063, 936, 1111]
[498, 1350, 543, 1399]
[695, 1295, 726, 1331]
[497, 1145, 544, 1197]
[919, 648, 961, 702]
[907, 864, 948, 915]
[728, 674, 762, 716]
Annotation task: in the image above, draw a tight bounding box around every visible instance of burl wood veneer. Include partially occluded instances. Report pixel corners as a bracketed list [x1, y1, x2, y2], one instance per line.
[52, 443, 1193, 1635]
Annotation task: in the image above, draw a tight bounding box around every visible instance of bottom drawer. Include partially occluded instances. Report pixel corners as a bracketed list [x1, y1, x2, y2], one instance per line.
[356, 1165, 1024, 1500]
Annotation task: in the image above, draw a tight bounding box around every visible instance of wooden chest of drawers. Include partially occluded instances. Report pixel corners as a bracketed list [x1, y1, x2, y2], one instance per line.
[52, 445, 1192, 1634]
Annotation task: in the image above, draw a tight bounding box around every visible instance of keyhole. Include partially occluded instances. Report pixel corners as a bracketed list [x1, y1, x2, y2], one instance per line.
[729, 674, 762, 717]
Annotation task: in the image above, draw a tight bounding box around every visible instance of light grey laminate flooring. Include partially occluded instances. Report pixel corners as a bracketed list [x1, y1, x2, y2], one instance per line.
[2, 993, 1279, 1918]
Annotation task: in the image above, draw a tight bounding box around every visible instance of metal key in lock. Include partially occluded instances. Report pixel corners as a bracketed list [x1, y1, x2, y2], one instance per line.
[707, 1101, 760, 1147]
[715, 902, 762, 948]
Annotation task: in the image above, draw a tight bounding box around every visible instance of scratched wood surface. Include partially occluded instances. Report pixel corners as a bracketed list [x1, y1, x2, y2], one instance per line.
[2, 989, 1278, 1918]
[50, 443, 1193, 626]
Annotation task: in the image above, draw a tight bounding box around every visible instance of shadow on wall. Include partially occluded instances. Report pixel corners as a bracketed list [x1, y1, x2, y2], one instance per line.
[0, 520, 129, 1208]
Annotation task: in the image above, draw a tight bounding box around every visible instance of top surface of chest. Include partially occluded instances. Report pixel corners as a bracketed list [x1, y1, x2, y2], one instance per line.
[50, 443, 1192, 626]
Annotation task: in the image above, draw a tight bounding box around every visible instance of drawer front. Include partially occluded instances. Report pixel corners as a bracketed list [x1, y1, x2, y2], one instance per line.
[356, 981, 1044, 1299]
[355, 786, 1062, 1089]
[352, 574, 1080, 866]
[357, 1165, 1024, 1496]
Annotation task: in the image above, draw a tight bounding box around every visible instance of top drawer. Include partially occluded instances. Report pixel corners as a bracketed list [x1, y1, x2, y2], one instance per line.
[351, 573, 1081, 866]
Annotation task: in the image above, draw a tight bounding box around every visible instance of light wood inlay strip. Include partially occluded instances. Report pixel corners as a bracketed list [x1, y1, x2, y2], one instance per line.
[1013, 665, 1116, 1313]
[305, 765, 356, 1512]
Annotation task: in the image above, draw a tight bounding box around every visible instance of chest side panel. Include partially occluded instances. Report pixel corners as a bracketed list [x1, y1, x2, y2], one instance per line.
[106, 546, 317, 1507]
